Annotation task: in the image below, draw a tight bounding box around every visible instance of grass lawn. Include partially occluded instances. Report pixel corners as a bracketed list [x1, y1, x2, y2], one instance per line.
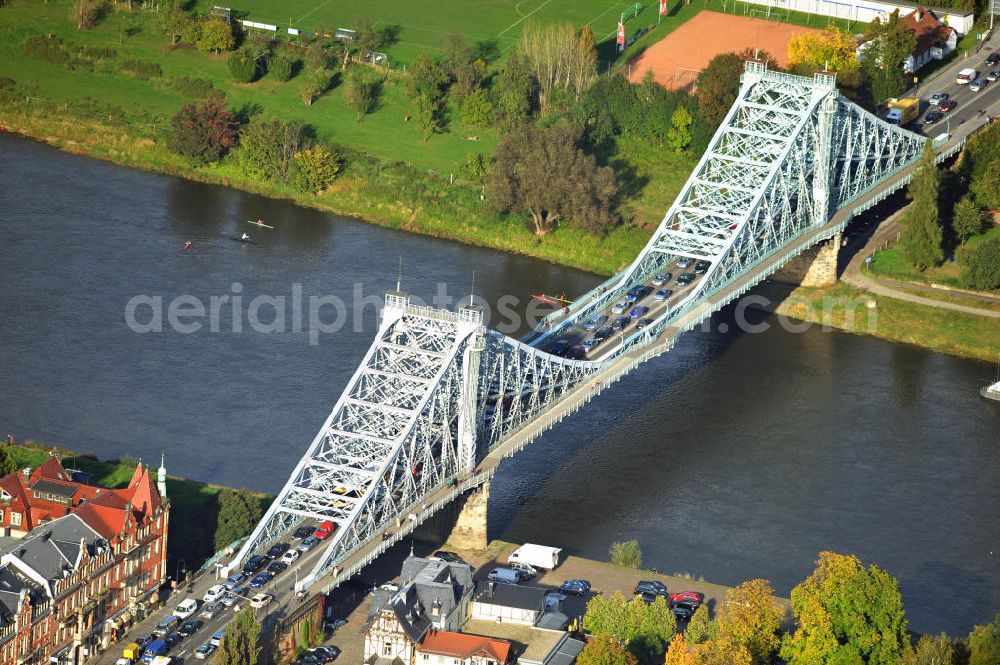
[869, 225, 1000, 289]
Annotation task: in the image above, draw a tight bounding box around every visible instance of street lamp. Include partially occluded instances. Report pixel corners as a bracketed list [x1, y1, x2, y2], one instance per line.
[175, 559, 186, 584]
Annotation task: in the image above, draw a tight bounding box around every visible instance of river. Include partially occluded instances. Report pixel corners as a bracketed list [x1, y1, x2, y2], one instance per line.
[0, 133, 997, 636]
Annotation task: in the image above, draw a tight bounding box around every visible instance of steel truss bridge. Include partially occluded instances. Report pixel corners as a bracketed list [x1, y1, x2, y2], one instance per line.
[229, 63, 956, 592]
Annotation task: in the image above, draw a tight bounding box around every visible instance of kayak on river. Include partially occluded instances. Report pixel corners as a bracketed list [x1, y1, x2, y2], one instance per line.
[244, 219, 274, 229]
[230, 235, 258, 246]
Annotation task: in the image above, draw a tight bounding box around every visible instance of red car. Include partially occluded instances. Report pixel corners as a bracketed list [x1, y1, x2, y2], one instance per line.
[315, 521, 336, 540]
[669, 591, 705, 606]
[939, 99, 957, 113]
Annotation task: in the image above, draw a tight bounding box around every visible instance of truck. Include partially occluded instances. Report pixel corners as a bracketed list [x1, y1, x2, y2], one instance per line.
[957, 68, 978, 84]
[884, 97, 920, 125]
[506, 543, 562, 570]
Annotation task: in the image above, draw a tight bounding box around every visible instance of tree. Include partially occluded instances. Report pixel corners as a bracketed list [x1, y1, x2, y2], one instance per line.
[197, 18, 235, 53]
[407, 55, 449, 140]
[344, 67, 381, 121]
[214, 489, 263, 550]
[901, 633, 954, 665]
[299, 69, 331, 107]
[352, 17, 381, 60]
[519, 21, 597, 110]
[971, 159, 1000, 211]
[167, 93, 237, 164]
[859, 11, 916, 102]
[292, 144, 342, 194]
[218, 608, 261, 665]
[664, 635, 698, 665]
[487, 122, 616, 237]
[952, 197, 986, 243]
[269, 53, 297, 82]
[780, 552, 909, 665]
[633, 596, 677, 661]
[237, 116, 305, 182]
[685, 604, 715, 645]
[460, 88, 493, 126]
[967, 613, 1000, 665]
[667, 106, 693, 152]
[73, 0, 103, 30]
[0, 446, 16, 477]
[787, 25, 859, 72]
[696, 52, 746, 133]
[716, 579, 783, 665]
[610, 540, 642, 568]
[898, 141, 943, 270]
[691, 635, 753, 665]
[157, 4, 191, 46]
[583, 591, 631, 640]
[577, 634, 638, 665]
[962, 236, 1000, 290]
[493, 53, 537, 126]
[228, 50, 259, 84]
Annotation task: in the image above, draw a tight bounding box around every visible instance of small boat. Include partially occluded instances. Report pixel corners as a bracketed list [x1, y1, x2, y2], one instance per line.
[982, 380, 1000, 402]
[244, 219, 275, 229]
[230, 236, 258, 246]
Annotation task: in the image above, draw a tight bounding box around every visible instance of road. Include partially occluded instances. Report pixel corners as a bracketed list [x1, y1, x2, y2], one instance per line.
[910, 35, 1000, 136]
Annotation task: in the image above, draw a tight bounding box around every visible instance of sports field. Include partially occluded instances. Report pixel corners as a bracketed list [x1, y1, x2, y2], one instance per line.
[222, 0, 656, 63]
[627, 11, 823, 89]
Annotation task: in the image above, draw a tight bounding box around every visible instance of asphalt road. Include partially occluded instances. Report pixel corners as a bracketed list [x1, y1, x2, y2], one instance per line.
[911, 38, 1000, 136]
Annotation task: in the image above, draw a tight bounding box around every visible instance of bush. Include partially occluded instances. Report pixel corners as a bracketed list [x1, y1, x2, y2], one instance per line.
[24, 35, 70, 65]
[78, 45, 116, 61]
[228, 50, 259, 84]
[610, 540, 642, 568]
[0, 77, 16, 91]
[196, 17, 235, 53]
[119, 59, 162, 80]
[169, 76, 215, 99]
[459, 88, 492, 126]
[269, 53, 297, 82]
[962, 235, 1000, 290]
[292, 144, 342, 194]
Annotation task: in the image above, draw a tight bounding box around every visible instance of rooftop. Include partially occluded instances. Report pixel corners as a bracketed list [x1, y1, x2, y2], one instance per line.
[462, 619, 563, 663]
[473, 582, 546, 611]
[417, 630, 511, 662]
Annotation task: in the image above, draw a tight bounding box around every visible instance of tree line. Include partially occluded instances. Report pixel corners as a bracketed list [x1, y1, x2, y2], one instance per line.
[576, 551, 1000, 665]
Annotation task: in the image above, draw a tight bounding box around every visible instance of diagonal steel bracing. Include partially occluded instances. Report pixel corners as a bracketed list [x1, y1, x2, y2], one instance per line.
[233, 63, 927, 591]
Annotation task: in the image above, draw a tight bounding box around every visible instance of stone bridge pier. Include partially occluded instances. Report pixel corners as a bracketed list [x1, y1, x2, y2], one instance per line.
[774, 233, 841, 287]
[446, 482, 490, 551]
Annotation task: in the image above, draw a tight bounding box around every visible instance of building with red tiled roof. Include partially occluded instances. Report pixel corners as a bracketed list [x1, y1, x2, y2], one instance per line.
[900, 8, 957, 73]
[416, 630, 511, 665]
[0, 455, 169, 665]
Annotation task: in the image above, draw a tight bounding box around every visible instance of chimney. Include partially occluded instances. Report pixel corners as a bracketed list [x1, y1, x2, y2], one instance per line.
[21, 468, 30, 479]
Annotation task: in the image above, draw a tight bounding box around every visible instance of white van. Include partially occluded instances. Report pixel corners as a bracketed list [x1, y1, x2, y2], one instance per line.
[957, 68, 978, 84]
[507, 544, 561, 570]
[486, 567, 521, 584]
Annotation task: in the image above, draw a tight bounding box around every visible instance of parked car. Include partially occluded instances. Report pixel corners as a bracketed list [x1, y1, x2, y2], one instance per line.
[939, 99, 957, 113]
[249, 593, 273, 609]
[308, 646, 341, 662]
[487, 567, 522, 584]
[173, 599, 199, 620]
[653, 289, 672, 302]
[559, 580, 590, 596]
[989, 69, 1000, 82]
[668, 591, 704, 605]
[634, 580, 668, 597]
[676, 272, 695, 285]
[434, 550, 465, 563]
[635, 318, 654, 330]
[292, 525, 316, 540]
[611, 300, 630, 315]
[548, 339, 571, 356]
[267, 560, 288, 575]
[987, 51, 1000, 65]
[250, 572, 273, 588]
[163, 633, 183, 650]
[594, 326, 613, 341]
[280, 549, 300, 565]
[611, 316, 630, 332]
[970, 78, 988, 92]
[923, 111, 943, 125]
[265, 542, 290, 559]
[315, 520, 335, 540]
[194, 643, 216, 660]
[629, 305, 649, 319]
[222, 572, 246, 590]
[242, 555, 268, 576]
[626, 285, 651, 303]
[297, 535, 320, 552]
[210, 629, 226, 648]
[177, 620, 204, 638]
[651, 272, 672, 286]
[676, 258, 691, 268]
[671, 600, 698, 620]
[200, 601, 221, 620]
[507, 561, 537, 578]
[203, 585, 225, 604]
[583, 315, 608, 330]
[153, 616, 179, 637]
[323, 617, 347, 633]
[221, 590, 243, 607]
[580, 338, 598, 352]
[694, 260, 711, 274]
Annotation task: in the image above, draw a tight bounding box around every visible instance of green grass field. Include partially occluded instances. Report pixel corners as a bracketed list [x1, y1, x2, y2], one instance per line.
[223, 0, 656, 64]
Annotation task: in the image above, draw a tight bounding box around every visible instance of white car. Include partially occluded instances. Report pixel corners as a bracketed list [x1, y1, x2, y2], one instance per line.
[928, 92, 948, 105]
[611, 300, 629, 314]
[204, 584, 225, 603]
[280, 549, 300, 565]
[507, 561, 537, 578]
[249, 593, 272, 609]
[173, 598, 199, 620]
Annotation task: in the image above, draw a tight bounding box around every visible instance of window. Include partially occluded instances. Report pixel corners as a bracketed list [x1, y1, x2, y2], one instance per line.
[10, 512, 21, 527]
[383, 644, 392, 656]
[422, 656, 429, 661]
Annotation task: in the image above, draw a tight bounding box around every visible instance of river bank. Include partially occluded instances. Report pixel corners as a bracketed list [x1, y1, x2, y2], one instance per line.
[4, 101, 999, 366]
